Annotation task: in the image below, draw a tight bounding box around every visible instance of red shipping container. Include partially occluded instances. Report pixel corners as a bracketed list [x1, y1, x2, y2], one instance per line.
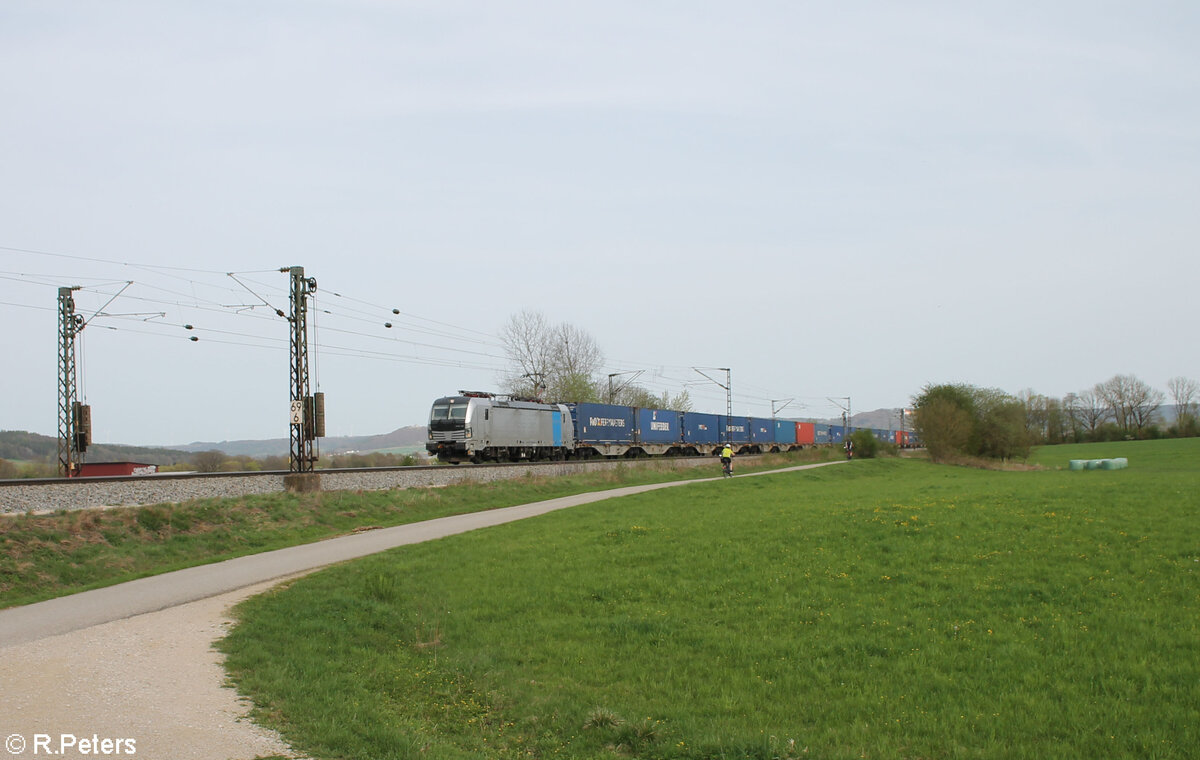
[795, 422, 815, 445]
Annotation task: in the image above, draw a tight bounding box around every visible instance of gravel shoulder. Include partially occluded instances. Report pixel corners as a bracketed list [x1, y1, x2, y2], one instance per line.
[0, 578, 304, 760]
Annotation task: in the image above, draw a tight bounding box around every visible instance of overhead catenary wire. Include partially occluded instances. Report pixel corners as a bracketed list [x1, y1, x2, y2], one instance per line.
[597, 361, 853, 420]
[3, 244, 865, 427]
[3, 248, 503, 359]
[0, 245, 280, 277]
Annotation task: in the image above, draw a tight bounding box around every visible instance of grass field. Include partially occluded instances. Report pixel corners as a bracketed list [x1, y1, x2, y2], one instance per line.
[219, 439, 1199, 759]
[0, 451, 834, 608]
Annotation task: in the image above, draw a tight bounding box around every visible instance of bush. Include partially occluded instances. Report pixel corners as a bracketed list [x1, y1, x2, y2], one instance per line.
[192, 450, 226, 473]
[848, 429, 881, 459]
[1170, 415, 1199, 438]
[913, 383, 1031, 462]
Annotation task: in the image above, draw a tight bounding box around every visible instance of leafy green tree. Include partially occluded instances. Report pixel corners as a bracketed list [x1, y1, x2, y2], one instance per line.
[912, 384, 975, 462]
[662, 389, 693, 412]
[976, 393, 1031, 460]
[912, 383, 1030, 462]
[913, 395, 973, 461]
[615, 386, 693, 411]
[556, 371, 602, 404]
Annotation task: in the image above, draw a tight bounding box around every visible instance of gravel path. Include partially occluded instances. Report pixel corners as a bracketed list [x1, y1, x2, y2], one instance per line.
[0, 462, 842, 760]
[0, 578, 304, 760]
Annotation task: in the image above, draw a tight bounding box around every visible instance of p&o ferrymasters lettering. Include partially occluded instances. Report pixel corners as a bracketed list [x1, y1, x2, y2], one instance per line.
[588, 417, 627, 427]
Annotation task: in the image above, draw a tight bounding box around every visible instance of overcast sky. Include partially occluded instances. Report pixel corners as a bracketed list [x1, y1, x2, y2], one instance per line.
[2, 1, 1197, 447]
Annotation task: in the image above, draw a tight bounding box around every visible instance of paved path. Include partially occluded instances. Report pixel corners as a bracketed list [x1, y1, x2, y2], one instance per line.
[0, 461, 840, 759]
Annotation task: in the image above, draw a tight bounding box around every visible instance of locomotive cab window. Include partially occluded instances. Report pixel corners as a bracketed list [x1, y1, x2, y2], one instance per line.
[430, 400, 469, 432]
[431, 402, 468, 420]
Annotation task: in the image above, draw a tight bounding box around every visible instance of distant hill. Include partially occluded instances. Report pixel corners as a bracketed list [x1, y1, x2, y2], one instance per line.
[797, 408, 909, 430]
[168, 425, 427, 457]
[1, 426, 428, 463]
[0, 430, 195, 465]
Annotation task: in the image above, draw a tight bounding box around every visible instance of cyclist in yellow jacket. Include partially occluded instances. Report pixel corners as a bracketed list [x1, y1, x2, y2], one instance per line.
[720, 444, 734, 476]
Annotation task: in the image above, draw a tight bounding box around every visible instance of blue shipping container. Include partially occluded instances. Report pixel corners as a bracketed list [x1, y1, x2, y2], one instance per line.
[814, 424, 832, 444]
[572, 403, 636, 444]
[637, 408, 682, 444]
[774, 420, 797, 445]
[722, 416, 751, 445]
[750, 417, 775, 444]
[682, 412, 721, 445]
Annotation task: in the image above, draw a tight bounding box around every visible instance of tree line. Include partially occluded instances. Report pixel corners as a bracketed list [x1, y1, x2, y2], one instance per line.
[913, 374, 1199, 463]
[174, 450, 422, 473]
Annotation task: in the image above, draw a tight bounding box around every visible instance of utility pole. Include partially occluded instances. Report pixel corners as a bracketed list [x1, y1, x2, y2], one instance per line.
[771, 398, 794, 419]
[606, 370, 644, 404]
[57, 287, 89, 477]
[828, 396, 851, 441]
[55, 280, 139, 477]
[693, 367, 732, 442]
[285, 266, 322, 475]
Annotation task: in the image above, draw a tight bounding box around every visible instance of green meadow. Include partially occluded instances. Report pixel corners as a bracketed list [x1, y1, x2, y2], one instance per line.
[0, 453, 829, 608]
[220, 439, 1199, 759]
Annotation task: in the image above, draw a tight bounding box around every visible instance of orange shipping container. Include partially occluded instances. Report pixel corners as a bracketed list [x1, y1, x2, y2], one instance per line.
[795, 422, 816, 445]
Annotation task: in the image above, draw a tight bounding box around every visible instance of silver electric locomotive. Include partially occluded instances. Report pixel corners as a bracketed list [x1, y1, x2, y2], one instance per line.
[426, 391, 575, 463]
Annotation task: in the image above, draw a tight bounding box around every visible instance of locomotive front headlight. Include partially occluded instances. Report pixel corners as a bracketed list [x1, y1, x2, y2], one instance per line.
[465, 426, 472, 437]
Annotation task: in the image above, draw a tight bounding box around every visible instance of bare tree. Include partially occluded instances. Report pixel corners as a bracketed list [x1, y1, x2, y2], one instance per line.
[1019, 390, 1070, 445]
[1019, 389, 1050, 444]
[499, 310, 555, 399]
[1066, 390, 1108, 436]
[1167, 376, 1199, 421]
[549, 322, 604, 401]
[1095, 374, 1163, 434]
[499, 311, 604, 402]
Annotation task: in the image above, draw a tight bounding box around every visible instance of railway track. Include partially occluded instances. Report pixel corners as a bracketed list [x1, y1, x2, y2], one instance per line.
[0, 455, 747, 515]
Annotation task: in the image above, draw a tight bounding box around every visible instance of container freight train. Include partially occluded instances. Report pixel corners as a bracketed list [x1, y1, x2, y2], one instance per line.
[427, 391, 916, 464]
